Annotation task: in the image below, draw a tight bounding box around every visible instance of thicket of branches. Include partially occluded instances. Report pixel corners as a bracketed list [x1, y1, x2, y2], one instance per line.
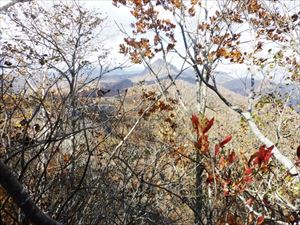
[0, 0, 300, 225]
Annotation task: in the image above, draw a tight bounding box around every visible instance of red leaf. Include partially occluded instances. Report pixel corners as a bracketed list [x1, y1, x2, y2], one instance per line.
[243, 175, 254, 184]
[191, 114, 199, 127]
[223, 190, 230, 196]
[215, 144, 220, 156]
[244, 167, 253, 175]
[206, 174, 214, 184]
[219, 156, 226, 170]
[252, 157, 261, 165]
[249, 145, 273, 167]
[220, 135, 232, 147]
[191, 114, 199, 135]
[260, 145, 273, 163]
[257, 215, 264, 225]
[297, 145, 300, 159]
[194, 138, 202, 149]
[227, 151, 236, 164]
[202, 117, 214, 134]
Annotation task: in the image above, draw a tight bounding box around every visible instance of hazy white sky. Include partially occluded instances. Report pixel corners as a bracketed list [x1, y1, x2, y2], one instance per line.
[0, 0, 136, 67]
[1, 0, 299, 78]
[0, 0, 259, 76]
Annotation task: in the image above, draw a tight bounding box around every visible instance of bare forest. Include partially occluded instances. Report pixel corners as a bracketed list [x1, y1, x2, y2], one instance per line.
[0, 0, 300, 224]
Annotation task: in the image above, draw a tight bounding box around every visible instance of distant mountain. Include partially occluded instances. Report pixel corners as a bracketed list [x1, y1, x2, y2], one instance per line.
[86, 66, 141, 80]
[102, 79, 133, 96]
[213, 71, 235, 84]
[127, 59, 180, 83]
[222, 77, 262, 96]
[79, 79, 133, 97]
[179, 69, 235, 85]
[86, 59, 299, 113]
[265, 83, 300, 111]
[141, 58, 179, 76]
[124, 59, 236, 87]
[222, 77, 300, 111]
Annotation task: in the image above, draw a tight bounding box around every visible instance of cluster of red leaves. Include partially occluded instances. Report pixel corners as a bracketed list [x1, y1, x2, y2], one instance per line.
[248, 145, 274, 167]
[191, 114, 276, 225]
[191, 114, 213, 136]
[191, 114, 214, 156]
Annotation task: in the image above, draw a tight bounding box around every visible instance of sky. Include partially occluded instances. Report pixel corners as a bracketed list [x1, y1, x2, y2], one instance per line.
[1, 0, 300, 80]
[0, 0, 141, 69]
[80, 0, 299, 78]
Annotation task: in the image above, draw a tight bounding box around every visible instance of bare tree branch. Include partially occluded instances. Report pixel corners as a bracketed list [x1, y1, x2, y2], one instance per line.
[0, 160, 61, 225]
[0, 0, 31, 13]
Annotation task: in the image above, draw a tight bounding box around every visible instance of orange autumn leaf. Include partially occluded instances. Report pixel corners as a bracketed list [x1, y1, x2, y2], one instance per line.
[191, 0, 198, 5]
[144, 49, 154, 58]
[171, 0, 181, 8]
[198, 23, 210, 31]
[133, 0, 142, 6]
[216, 48, 229, 57]
[248, 0, 261, 13]
[229, 49, 242, 62]
[63, 153, 70, 163]
[219, 156, 226, 170]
